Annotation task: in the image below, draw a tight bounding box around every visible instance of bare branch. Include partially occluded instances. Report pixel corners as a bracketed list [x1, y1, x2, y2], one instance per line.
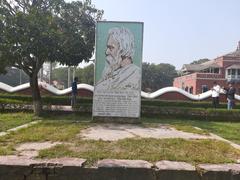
[13, 62, 32, 76]
[2, 0, 16, 15]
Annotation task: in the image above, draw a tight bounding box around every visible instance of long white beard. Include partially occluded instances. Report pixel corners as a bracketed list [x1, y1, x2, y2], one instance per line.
[102, 55, 121, 80]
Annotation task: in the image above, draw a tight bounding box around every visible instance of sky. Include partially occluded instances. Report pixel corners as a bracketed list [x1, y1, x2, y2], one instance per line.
[70, 0, 240, 69]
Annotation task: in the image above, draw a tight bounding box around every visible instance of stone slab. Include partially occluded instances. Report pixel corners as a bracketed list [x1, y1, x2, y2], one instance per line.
[45, 157, 86, 167]
[80, 123, 216, 141]
[80, 125, 135, 141]
[198, 164, 240, 180]
[0, 156, 37, 166]
[98, 159, 153, 169]
[155, 160, 200, 180]
[0, 156, 86, 168]
[155, 160, 195, 171]
[97, 159, 155, 180]
[198, 163, 240, 172]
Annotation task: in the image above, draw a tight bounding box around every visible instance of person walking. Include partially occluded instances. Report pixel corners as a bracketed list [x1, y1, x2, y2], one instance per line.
[226, 82, 236, 110]
[71, 77, 78, 107]
[211, 81, 221, 108]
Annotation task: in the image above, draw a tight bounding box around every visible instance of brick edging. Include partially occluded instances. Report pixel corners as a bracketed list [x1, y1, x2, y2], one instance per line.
[0, 156, 239, 180]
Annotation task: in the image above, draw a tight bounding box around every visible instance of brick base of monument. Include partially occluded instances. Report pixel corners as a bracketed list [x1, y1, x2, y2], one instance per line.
[92, 116, 141, 124]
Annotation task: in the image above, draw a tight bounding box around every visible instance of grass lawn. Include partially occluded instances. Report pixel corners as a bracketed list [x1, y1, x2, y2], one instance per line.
[0, 112, 35, 132]
[38, 138, 240, 166]
[142, 117, 240, 144]
[0, 112, 239, 165]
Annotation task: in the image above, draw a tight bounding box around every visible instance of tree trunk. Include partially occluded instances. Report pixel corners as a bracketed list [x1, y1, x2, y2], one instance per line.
[30, 74, 42, 116]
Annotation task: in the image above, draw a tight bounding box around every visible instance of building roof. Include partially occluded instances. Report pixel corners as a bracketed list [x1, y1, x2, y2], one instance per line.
[224, 41, 240, 57]
[182, 62, 220, 72]
[181, 41, 240, 73]
[225, 49, 240, 57]
[226, 64, 240, 69]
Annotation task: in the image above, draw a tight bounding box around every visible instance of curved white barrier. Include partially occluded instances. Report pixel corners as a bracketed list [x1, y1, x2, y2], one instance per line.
[0, 82, 239, 101]
[40, 82, 94, 95]
[0, 82, 94, 95]
[0, 82, 30, 93]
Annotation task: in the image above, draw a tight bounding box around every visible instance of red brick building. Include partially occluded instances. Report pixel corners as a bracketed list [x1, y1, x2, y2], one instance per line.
[173, 41, 240, 94]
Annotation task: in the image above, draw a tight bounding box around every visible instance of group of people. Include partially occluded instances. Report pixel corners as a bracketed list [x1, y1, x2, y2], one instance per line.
[211, 81, 236, 110]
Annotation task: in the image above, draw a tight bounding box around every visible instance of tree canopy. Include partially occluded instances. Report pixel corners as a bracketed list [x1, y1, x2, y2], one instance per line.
[52, 63, 94, 88]
[0, 67, 29, 86]
[190, 58, 210, 65]
[0, 0, 103, 115]
[142, 62, 178, 92]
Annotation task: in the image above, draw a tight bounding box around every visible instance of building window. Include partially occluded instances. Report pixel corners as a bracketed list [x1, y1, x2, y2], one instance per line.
[189, 86, 193, 94]
[237, 70, 240, 78]
[181, 82, 185, 90]
[227, 69, 231, 76]
[202, 85, 208, 93]
[213, 68, 219, 74]
[226, 69, 240, 79]
[202, 68, 219, 74]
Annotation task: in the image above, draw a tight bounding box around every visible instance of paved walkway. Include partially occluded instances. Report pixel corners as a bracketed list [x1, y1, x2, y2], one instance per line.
[80, 123, 240, 150]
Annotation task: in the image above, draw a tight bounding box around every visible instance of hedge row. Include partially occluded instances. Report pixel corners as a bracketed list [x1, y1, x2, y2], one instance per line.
[142, 106, 240, 121]
[64, 105, 240, 122]
[1, 102, 240, 121]
[0, 93, 236, 109]
[141, 99, 234, 109]
[0, 94, 92, 105]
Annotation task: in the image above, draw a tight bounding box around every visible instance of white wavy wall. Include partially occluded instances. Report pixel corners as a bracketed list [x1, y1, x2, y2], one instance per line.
[0, 82, 239, 101]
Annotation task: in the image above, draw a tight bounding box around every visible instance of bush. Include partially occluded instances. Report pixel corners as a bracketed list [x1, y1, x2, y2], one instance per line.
[1, 93, 240, 122]
[0, 94, 92, 105]
[141, 99, 234, 109]
[142, 106, 240, 121]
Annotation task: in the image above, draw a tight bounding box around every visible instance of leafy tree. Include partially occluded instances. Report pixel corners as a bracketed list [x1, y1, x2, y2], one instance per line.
[52, 63, 94, 87]
[52, 66, 69, 88]
[0, 0, 103, 116]
[142, 62, 178, 92]
[190, 58, 210, 65]
[76, 63, 94, 85]
[0, 67, 29, 86]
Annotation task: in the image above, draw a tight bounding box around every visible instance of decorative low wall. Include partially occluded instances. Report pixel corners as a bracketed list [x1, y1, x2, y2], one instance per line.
[0, 156, 239, 180]
[0, 82, 240, 101]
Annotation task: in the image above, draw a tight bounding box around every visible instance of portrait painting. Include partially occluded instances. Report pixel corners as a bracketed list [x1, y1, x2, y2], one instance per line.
[93, 21, 143, 118]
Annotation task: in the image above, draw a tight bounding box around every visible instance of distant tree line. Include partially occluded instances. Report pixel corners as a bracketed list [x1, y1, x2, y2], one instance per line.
[2, 58, 210, 92]
[0, 67, 29, 86]
[0, 62, 178, 92]
[52, 62, 178, 92]
[190, 58, 210, 65]
[142, 62, 178, 92]
[52, 63, 94, 88]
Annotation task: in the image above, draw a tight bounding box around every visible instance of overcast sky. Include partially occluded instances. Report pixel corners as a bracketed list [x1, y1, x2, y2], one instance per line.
[68, 0, 240, 69]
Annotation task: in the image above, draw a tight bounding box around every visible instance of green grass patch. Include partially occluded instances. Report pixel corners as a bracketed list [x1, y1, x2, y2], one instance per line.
[0, 112, 35, 132]
[38, 138, 240, 166]
[142, 117, 240, 144]
[0, 112, 239, 165]
[1, 120, 89, 143]
[0, 112, 90, 155]
[143, 122, 209, 135]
